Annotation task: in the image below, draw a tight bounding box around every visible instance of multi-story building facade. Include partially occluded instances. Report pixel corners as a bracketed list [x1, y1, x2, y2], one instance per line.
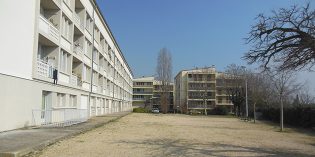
[174, 67, 233, 114]
[132, 77, 154, 108]
[0, 0, 133, 132]
[132, 76, 174, 112]
[152, 81, 174, 112]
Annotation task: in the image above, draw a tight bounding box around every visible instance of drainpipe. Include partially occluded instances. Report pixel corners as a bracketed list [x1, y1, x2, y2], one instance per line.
[112, 51, 116, 111]
[88, 0, 95, 117]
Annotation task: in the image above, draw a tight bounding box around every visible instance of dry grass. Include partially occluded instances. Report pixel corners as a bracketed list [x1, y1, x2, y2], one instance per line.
[37, 113, 315, 157]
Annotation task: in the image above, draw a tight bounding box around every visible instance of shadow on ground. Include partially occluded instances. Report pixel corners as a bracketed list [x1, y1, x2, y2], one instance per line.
[116, 138, 313, 157]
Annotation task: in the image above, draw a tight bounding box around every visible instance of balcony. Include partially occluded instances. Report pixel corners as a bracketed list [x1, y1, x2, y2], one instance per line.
[70, 73, 82, 87]
[39, 15, 59, 43]
[133, 91, 153, 95]
[133, 98, 146, 101]
[73, 45, 83, 56]
[73, 13, 84, 30]
[37, 59, 55, 79]
[188, 87, 215, 91]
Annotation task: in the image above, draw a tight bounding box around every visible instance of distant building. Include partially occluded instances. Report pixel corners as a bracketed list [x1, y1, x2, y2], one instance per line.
[152, 80, 174, 112]
[132, 77, 154, 108]
[174, 67, 233, 114]
[133, 76, 174, 112]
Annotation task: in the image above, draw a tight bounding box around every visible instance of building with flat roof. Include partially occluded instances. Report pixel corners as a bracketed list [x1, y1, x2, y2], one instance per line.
[174, 67, 233, 114]
[132, 76, 154, 108]
[133, 76, 174, 112]
[0, 0, 133, 132]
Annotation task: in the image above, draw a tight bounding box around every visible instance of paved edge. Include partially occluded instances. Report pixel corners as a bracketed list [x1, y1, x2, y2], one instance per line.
[0, 112, 131, 157]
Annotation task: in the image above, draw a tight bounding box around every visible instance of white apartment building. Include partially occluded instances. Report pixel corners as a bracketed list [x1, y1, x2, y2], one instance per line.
[0, 0, 133, 132]
[174, 67, 233, 114]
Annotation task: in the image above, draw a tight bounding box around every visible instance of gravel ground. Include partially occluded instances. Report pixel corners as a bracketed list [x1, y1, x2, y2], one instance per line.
[37, 113, 315, 157]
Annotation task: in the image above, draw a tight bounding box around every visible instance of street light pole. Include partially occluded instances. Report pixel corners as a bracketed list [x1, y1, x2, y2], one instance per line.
[241, 66, 249, 119]
[245, 77, 248, 118]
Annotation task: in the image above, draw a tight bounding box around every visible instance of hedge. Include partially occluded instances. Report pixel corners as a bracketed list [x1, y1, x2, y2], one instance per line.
[261, 107, 315, 128]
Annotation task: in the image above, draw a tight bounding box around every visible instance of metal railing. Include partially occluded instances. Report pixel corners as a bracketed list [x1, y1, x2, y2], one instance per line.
[37, 59, 55, 78]
[32, 109, 88, 127]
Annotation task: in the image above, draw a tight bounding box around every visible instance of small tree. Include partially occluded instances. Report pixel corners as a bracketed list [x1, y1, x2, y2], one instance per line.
[156, 48, 172, 114]
[267, 70, 300, 131]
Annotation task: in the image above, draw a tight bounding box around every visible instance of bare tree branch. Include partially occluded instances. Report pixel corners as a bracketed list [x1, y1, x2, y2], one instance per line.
[244, 3, 315, 71]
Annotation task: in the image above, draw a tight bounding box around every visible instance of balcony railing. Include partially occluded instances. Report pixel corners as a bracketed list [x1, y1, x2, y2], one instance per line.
[188, 78, 215, 82]
[39, 15, 59, 42]
[133, 91, 153, 94]
[37, 59, 55, 79]
[32, 109, 88, 127]
[188, 96, 215, 100]
[133, 98, 146, 101]
[188, 87, 215, 90]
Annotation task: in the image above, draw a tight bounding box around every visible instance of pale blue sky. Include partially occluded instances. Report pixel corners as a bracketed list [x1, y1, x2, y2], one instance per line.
[96, 0, 315, 92]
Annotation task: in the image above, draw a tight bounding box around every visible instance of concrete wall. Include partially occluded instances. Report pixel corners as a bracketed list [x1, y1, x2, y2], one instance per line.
[0, 73, 94, 132]
[0, 0, 36, 79]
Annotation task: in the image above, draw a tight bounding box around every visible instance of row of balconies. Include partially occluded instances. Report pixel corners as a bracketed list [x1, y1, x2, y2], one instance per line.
[39, 0, 133, 88]
[36, 58, 132, 101]
[188, 78, 216, 82]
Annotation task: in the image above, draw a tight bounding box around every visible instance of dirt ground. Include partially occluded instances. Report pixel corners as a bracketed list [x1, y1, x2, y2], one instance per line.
[37, 113, 315, 157]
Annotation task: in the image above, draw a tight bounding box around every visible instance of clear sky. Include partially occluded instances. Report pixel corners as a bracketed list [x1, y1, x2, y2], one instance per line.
[96, 0, 315, 92]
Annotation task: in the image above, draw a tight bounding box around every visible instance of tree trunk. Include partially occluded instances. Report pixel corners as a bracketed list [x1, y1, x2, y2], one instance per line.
[280, 95, 284, 131]
[253, 102, 256, 123]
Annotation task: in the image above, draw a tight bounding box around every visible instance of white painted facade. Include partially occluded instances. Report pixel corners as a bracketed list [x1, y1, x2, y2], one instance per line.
[0, 0, 133, 132]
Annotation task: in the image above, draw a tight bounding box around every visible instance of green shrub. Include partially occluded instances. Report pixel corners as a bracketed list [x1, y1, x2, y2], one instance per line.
[133, 107, 149, 113]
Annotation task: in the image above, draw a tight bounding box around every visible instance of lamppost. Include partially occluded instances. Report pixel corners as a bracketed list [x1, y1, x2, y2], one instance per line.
[241, 66, 248, 119]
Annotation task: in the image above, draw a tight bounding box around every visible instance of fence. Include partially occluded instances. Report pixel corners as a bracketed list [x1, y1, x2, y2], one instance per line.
[32, 108, 88, 127]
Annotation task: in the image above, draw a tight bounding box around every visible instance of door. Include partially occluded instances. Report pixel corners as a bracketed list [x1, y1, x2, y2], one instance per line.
[41, 91, 52, 124]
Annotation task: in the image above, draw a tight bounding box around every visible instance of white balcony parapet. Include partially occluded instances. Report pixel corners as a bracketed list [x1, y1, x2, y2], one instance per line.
[37, 59, 54, 78]
[39, 15, 59, 42]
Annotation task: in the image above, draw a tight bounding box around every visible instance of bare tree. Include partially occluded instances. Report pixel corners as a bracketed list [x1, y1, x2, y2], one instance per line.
[267, 70, 300, 131]
[224, 64, 246, 117]
[156, 48, 172, 114]
[244, 3, 315, 71]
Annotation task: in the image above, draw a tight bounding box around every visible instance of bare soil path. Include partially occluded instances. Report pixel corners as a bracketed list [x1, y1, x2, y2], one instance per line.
[37, 113, 315, 157]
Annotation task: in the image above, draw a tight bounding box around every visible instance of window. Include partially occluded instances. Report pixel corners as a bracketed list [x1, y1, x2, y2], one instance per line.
[86, 14, 93, 33]
[85, 40, 92, 57]
[60, 50, 69, 73]
[93, 50, 98, 61]
[70, 95, 77, 107]
[61, 16, 71, 40]
[57, 93, 66, 107]
[83, 65, 90, 81]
